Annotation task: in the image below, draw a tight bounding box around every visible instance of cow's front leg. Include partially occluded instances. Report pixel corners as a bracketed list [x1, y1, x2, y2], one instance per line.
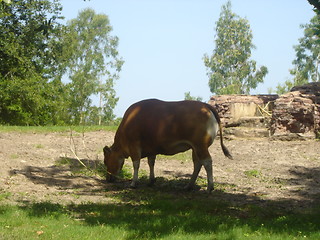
[130, 159, 140, 188]
[147, 155, 156, 186]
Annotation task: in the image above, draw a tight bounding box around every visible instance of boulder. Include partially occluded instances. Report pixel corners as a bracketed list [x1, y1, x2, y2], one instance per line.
[270, 82, 320, 139]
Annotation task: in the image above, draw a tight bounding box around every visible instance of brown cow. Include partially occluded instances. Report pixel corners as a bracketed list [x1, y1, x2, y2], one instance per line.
[103, 99, 232, 192]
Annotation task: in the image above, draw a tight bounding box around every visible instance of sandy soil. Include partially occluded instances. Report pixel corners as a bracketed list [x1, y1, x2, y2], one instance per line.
[0, 130, 319, 209]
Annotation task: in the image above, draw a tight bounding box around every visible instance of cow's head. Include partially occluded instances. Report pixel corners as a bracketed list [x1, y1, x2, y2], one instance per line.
[103, 146, 124, 182]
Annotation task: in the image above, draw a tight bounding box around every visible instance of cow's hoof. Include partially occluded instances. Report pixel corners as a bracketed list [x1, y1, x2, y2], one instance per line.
[184, 184, 201, 191]
[129, 183, 137, 189]
[206, 186, 214, 193]
[106, 174, 116, 183]
[148, 178, 156, 187]
[184, 184, 193, 191]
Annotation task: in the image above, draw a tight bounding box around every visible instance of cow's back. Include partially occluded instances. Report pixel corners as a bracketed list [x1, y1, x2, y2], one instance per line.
[114, 99, 218, 157]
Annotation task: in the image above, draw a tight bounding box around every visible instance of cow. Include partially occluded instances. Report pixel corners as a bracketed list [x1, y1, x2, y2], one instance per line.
[103, 99, 232, 192]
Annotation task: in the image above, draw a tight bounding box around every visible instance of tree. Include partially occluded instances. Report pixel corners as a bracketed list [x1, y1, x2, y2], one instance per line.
[204, 1, 268, 95]
[98, 77, 119, 125]
[291, 15, 320, 83]
[0, 0, 66, 125]
[308, 0, 320, 11]
[276, 13, 320, 94]
[63, 8, 123, 125]
[0, 2, 123, 126]
[184, 92, 203, 102]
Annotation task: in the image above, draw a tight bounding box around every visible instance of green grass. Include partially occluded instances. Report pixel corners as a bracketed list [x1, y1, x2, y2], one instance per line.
[0, 125, 118, 133]
[34, 143, 44, 149]
[0, 191, 320, 240]
[0, 191, 11, 201]
[244, 169, 262, 178]
[9, 153, 19, 159]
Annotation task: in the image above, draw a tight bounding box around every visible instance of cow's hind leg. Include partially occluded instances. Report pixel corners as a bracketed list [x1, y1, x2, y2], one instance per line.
[186, 150, 202, 191]
[194, 147, 214, 193]
[147, 155, 156, 186]
[203, 156, 214, 193]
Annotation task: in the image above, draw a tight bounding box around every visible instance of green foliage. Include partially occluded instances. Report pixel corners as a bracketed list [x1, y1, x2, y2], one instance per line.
[204, 1, 268, 95]
[276, 12, 320, 94]
[62, 8, 124, 125]
[0, 0, 66, 125]
[184, 92, 203, 101]
[308, 0, 320, 12]
[291, 13, 320, 83]
[275, 79, 295, 95]
[0, 2, 123, 126]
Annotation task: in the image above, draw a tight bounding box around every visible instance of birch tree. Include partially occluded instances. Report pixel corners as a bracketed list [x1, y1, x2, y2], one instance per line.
[63, 8, 123, 124]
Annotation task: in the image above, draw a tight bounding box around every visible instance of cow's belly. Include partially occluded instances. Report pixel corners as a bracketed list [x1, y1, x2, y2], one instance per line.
[160, 141, 192, 155]
[141, 141, 192, 157]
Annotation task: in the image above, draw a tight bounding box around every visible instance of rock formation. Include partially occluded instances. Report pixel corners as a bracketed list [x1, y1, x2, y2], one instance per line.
[208, 82, 320, 139]
[209, 94, 278, 138]
[209, 94, 278, 126]
[270, 82, 320, 139]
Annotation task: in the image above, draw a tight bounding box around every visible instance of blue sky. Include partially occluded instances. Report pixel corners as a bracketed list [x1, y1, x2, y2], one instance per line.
[60, 0, 315, 117]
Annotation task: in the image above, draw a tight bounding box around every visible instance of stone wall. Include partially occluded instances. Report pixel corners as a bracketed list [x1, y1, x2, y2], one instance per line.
[208, 82, 320, 139]
[208, 94, 278, 126]
[270, 82, 320, 139]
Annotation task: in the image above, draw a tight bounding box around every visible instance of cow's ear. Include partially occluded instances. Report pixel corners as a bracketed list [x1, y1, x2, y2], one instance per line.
[103, 146, 111, 154]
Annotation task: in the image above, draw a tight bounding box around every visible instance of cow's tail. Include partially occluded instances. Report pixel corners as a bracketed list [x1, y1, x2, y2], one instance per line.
[207, 104, 233, 160]
[218, 120, 233, 159]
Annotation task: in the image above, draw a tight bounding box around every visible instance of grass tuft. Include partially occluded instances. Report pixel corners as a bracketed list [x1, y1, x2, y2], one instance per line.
[244, 169, 262, 178]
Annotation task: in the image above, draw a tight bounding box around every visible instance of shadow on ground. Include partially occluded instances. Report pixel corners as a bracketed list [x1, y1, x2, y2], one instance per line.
[8, 156, 320, 211]
[5, 156, 320, 239]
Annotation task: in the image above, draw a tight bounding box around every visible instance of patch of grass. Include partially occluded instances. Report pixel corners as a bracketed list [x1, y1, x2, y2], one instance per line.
[34, 144, 44, 149]
[244, 169, 262, 178]
[55, 157, 72, 166]
[118, 164, 133, 180]
[0, 193, 320, 240]
[0, 191, 11, 201]
[215, 182, 238, 192]
[309, 156, 319, 162]
[9, 154, 19, 159]
[0, 125, 118, 133]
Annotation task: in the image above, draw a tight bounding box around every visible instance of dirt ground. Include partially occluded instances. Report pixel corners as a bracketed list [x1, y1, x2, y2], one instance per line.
[0, 130, 319, 209]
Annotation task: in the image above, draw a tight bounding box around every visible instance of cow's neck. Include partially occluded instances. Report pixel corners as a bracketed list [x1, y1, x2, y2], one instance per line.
[111, 142, 128, 159]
